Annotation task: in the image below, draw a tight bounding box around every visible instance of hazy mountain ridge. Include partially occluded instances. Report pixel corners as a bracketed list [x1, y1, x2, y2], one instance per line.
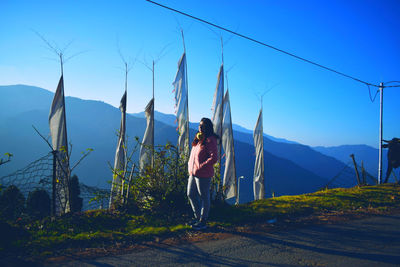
[131, 111, 298, 144]
[1, 85, 364, 202]
[131, 111, 353, 180]
[105, 110, 389, 170]
[313, 144, 388, 178]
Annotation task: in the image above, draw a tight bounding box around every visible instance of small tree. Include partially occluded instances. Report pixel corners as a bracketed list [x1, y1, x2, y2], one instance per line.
[131, 143, 190, 218]
[33, 124, 93, 214]
[0, 185, 25, 221]
[26, 189, 51, 220]
[69, 175, 83, 212]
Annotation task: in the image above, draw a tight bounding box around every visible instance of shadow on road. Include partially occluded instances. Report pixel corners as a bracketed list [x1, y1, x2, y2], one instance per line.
[43, 214, 400, 266]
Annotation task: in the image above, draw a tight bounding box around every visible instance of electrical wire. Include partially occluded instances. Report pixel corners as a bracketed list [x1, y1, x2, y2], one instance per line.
[144, 0, 400, 89]
[385, 81, 400, 84]
[367, 84, 379, 103]
[384, 81, 400, 88]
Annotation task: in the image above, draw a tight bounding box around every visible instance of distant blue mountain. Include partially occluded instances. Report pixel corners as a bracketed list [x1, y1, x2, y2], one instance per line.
[313, 144, 391, 182]
[1, 84, 361, 203]
[0, 84, 53, 121]
[131, 111, 298, 145]
[131, 111, 349, 182]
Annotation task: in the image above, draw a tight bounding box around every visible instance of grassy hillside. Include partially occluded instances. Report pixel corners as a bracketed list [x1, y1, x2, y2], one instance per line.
[1, 183, 399, 263]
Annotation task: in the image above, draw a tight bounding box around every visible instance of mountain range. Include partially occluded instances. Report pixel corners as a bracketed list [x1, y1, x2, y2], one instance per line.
[0, 85, 390, 203]
[131, 111, 389, 183]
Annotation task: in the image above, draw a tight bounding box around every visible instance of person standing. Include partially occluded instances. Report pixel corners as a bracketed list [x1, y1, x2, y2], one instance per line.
[187, 118, 219, 230]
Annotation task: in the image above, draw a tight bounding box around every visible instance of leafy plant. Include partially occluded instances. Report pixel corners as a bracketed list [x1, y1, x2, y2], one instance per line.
[26, 189, 51, 220]
[0, 152, 13, 166]
[133, 143, 189, 217]
[53, 144, 93, 214]
[0, 185, 25, 221]
[69, 175, 83, 212]
[110, 139, 190, 219]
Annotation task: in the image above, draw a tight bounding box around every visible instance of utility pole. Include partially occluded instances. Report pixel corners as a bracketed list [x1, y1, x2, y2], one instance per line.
[378, 82, 383, 184]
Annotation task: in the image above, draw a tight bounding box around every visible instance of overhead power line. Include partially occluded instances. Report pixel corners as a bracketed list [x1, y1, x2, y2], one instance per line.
[145, 0, 399, 89]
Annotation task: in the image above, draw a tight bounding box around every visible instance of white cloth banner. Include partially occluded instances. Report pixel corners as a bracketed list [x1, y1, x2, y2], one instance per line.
[109, 90, 127, 207]
[253, 109, 265, 200]
[211, 64, 224, 139]
[49, 75, 70, 213]
[172, 53, 189, 157]
[139, 98, 154, 170]
[222, 90, 237, 200]
[49, 76, 68, 152]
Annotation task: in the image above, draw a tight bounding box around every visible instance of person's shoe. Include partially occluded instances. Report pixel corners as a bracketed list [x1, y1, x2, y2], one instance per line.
[192, 220, 207, 230]
[186, 218, 198, 227]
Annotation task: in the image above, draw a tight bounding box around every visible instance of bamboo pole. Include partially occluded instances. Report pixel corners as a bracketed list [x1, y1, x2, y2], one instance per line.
[181, 30, 190, 159]
[260, 96, 265, 199]
[217, 37, 224, 201]
[226, 74, 238, 205]
[52, 150, 57, 216]
[152, 60, 155, 169]
[218, 66, 223, 201]
[121, 63, 128, 203]
[59, 54, 71, 213]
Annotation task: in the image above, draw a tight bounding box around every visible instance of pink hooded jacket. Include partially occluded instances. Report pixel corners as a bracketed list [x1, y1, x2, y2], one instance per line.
[188, 135, 218, 178]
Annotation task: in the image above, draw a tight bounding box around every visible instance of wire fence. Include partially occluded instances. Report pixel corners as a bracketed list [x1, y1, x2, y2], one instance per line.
[0, 152, 395, 215]
[0, 153, 53, 194]
[0, 153, 109, 212]
[324, 160, 379, 189]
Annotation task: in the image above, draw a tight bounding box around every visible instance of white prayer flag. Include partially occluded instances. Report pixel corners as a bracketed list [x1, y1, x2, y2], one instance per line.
[139, 98, 154, 170]
[109, 90, 127, 207]
[49, 76, 68, 152]
[222, 90, 237, 200]
[49, 75, 70, 213]
[211, 64, 224, 140]
[253, 109, 265, 200]
[172, 53, 189, 157]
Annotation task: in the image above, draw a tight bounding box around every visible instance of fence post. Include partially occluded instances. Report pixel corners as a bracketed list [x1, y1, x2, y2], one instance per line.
[350, 154, 361, 186]
[51, 150, 57, 216]
[175, 147, 179, 189]
[361, 161, 366, 185]
[392, 171, 398, 183]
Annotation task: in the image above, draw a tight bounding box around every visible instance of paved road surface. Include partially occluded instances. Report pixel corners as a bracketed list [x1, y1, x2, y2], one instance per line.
[47, 214, 400, 266]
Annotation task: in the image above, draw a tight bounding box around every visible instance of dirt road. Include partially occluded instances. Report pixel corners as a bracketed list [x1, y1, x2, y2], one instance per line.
[46, 214, 400, 266]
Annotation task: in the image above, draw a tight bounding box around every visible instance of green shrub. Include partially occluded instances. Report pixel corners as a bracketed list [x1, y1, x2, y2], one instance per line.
[135, 144, 189, 217]
[111, 142, 190, 219]
[26, 189, 51, 220]
[69, 175, 83, 212]
[0, 185, 25, 221]
[0, 220, 30, 250]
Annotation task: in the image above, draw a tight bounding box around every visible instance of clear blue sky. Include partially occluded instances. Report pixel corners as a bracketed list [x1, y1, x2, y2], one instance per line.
[1, 0, 399, 148]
